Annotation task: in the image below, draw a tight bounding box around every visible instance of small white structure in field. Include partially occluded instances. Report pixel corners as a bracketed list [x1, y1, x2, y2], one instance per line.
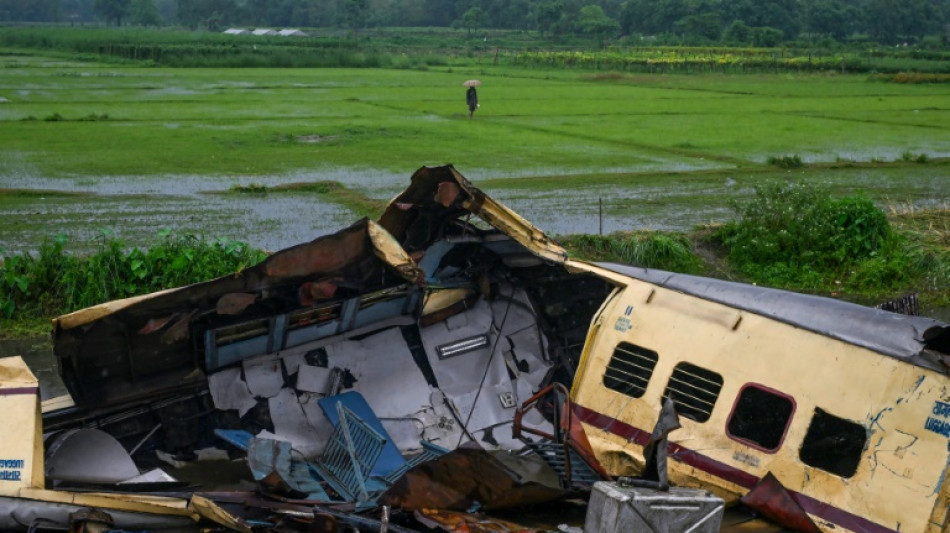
[251, 28, 277, 36]
[223, 28, 249, 35]
[278, 28, 309, 37]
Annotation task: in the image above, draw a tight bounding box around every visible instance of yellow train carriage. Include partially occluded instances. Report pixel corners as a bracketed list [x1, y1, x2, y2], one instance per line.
[571, 262, 950, 533]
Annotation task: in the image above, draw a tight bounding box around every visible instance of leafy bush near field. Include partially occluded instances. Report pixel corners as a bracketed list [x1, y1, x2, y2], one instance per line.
[0, 231, 267, 319]
[563, 231, 704, 274]
[711, 183, 941, 293]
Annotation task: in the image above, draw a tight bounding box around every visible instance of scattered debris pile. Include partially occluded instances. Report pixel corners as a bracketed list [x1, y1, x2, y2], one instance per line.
[4, 165, 947, 533]
[24, 165, 615, 531]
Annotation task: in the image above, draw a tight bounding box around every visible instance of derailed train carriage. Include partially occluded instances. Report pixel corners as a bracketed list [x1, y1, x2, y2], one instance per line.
[21, 165, 950, 532]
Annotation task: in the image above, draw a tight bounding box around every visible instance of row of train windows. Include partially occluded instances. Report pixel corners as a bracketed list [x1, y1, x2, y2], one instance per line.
[603, 341, 868, 478]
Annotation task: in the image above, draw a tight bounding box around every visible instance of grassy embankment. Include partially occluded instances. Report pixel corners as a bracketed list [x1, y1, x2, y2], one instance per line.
[0, 31, 948, 336]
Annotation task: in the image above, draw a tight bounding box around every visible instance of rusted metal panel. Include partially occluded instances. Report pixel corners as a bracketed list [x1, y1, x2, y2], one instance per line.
[414, 508, 547, 533]
[379, 447, 567, 511]
[740, 473, 821, 533]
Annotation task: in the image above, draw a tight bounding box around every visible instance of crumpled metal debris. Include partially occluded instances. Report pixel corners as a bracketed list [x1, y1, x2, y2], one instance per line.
[739, 472, 822, 533]
[414, 508, 546, 533]
[379, 445, 567, 512]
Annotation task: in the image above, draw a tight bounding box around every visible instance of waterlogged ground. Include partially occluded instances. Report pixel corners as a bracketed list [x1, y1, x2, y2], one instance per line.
[0, 55, 948, 253]
[0, 172, 362, 253]
[1, 162, 948, 253]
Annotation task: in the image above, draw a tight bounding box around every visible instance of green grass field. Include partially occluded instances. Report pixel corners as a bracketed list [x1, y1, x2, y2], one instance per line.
[0, 51, 948, 254]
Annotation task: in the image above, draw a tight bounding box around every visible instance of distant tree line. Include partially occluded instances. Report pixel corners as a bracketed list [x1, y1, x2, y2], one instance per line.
[1, 0, 948, 46]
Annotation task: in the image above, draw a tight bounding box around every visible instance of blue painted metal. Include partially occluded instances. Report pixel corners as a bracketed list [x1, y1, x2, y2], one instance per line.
[417, 240, 456, 281]
[318, 392, 406, 479]
[339, 297, 360, 333]
[268, 314, 288, 353]
[204, 286, 425, 371]
[309, 400, 387, 505]
[283, 296, 410, 349]
[213, 429, 254, 451]
[205, 296, 413, 370]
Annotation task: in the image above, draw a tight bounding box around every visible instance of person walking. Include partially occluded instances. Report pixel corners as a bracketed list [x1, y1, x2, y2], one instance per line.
[466, 85, 478, 119]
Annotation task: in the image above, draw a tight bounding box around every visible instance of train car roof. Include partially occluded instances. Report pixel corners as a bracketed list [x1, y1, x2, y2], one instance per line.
[598, 263, 950, 374]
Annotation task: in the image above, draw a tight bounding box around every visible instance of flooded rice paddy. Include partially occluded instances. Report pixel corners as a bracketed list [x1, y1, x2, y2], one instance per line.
[1, 163, 947, 254]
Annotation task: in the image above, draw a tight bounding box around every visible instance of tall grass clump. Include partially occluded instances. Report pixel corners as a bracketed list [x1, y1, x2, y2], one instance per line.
[0, 231, 267, 320]
[713, 183, 897, 289]
[563, 231, 703, 273]
[766, 154, 804, 169]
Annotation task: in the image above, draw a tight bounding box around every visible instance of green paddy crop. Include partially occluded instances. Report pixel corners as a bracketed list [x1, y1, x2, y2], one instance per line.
[0, 42, 948, 332]
[0, 230, 266, 320]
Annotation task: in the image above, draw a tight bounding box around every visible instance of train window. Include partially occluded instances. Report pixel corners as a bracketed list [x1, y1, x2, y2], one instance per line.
[603, 342, 659, 399]
[799, 408, 867, 478]
[727, 384, 795, 452]
[663, 362, 723, 423]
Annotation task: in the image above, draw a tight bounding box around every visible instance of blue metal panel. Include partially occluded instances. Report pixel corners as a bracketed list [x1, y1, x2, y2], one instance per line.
[205, 293, 419, 370]
[214, 429, 254, 451]
[310, 400, 387, 504]
[284, 319, 342, 349]
[417, 240, 456, 281]
[207, 334, 270, 371]
[268, 314, 288, 353]
[318, 392, 406, 480]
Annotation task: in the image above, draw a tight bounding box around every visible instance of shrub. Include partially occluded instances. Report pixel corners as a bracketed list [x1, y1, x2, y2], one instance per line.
[766, 154, 803, 169]
[899, 151, 930, 163]
[0, 231, 266, 320]
[564, 231, 703, 273]
[714, 183, 894, 285]
[231, 183, 268, 194]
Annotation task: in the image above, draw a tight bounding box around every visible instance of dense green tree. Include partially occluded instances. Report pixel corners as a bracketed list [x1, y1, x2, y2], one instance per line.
[724, 0, 800, 38]
[0, 0, 63, 21]
[423, 0, 456, 26]
[576, 4, 620, 39]
[600, 0, 622, 19]
[533, 0, 565, 35]
[130, 0, 161, 25]
[674, 12, 722, 41]
[456, 6, 484, 34]
[866, 0, 947, 43]
[59, 0, 98, 22]
[722, 19, 753, 44]
[2, 0, 949, 46]
[177, 0, 236, 29]
[94, 0, 130, 25]
[752, 25, 784, 46]
[368, 0, 425, 26]
[644, 0, 690, 34]
[343, 0, 368, 35]
[483, 0, 531, 29]
[801, 0, 859, 40]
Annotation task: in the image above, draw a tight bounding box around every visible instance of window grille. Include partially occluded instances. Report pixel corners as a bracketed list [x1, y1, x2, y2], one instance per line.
[603, 342, 659, 399]
[663, 362, 723, 423]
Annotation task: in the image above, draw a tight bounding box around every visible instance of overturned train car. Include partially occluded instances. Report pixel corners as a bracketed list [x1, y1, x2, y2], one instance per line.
[48, 165, 611, 466]
[47, 165, 950, 533]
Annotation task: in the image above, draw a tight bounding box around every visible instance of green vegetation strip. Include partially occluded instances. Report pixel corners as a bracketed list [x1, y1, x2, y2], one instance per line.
[0, 188, 89, 198]
[228, 180, 388, 219]
[3, 186, 948, 338]
[0, 231, 267, 324]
